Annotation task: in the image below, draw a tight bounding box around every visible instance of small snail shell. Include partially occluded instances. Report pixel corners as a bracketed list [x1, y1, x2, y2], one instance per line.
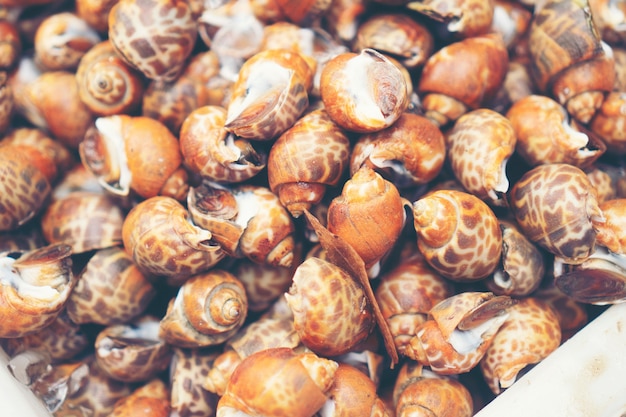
[179, 105, 266, 183]
[95, 315, 173, 382]
[446, 108, 516, 205]
[216, 347, 338, 417]
[480, 298, 561, 394]
[408, 0, 494, 38]
[41, 191, 124, 254]
[594, 198, 626, 254]
[320, 363, 391, 417]
[268, 108, 351, 217]
[418, 33, 508, 127]
[0, 20, 21, 71]
[109, 379, 170, 417]
[321, 48, 408, 133]
[486, 220, 546, 297]
[204, 316, 301, 396]
[0, 243, 75, 338]
[507, 95, 605, 168]
[350, 112, 446, 188]
[0, 72, 12, 136]
[108, 0, 198, 82]
[159, 269, 248, 348]
[34, 12, 100, 71]
[327, 166, 406, 277]
[375, 249, 454, 356]
[412, 190, 503, 281]
[169, 348, 219, 417]
[0, 312, 89, 362]
[590, 91, 626, 155]
[393, 364, 473, 417]
[225, 49, 313, 140]
[76, 40, 145, 117]
[80, 115, 188, 201]
[66, 246, 156, 325]
[188, 182, 296, 267]
[0, 145, 51, 231]
[122, 196, 226, 283]
[75, 0, 120, 33]
[509, 163, 604, 263]
[405, 292, 515, 374]
[353, 13, 434, 69]
[285, 257, 375, 357]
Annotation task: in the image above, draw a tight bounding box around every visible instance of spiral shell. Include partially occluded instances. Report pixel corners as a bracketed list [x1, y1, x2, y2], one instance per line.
[418, 33, 508, 127]
[188, 182, 296, 267]
[268, 108, 351, 217]
[509, 163, 604, 263]
[180, 105, 266, 183]
[41, 191, 124, 254]
[108, 0, 198, 82]
[321, 48, 408, 133]
[285, 257, 375, 357]
[122, 196, 226, 283]
[350, 112, 446, 188]
[480, 297, 561, 394]
[159, 269, 248, 348]
[225, 49, 313, 140]
[412, 189, 503, 281]
[66, 246, 156, 325]
[95, 315, 173, 382]
[80, 115, 188, 201]
[34, 12, 100, 71]
[327, 167, 406, 277]
[216, 347, 338, 417]
[0, 243, 75, 338]
[507, 94, 605, 168]
[76, 40, 144, 116]
[446, 108, 516, 205]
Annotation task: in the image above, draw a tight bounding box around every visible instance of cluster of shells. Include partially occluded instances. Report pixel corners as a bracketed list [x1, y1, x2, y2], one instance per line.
[1, 0, 626, 416]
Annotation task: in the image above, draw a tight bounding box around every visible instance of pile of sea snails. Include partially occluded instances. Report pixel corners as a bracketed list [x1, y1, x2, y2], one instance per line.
[1, 0, 625, 416]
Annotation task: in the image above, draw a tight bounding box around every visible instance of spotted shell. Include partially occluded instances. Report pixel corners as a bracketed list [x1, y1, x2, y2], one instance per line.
[509, 163, 604, 263]
[169, 348, 219, 417]
[594, 198, 626, 254]
[159, 269, 248, 348]
[480, 297, 561, 394]
[179, 105, 267, 183]
[109, 379, 170, 417]
[108, 0, 198, 82]
[590, 91, 626, 155]
[268, 108, 351, 217]
[446, 108, 516, 205]
[412, 189, 503, 281]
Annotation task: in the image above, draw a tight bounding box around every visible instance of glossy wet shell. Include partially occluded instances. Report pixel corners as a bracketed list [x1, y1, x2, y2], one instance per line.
[509, 163, 603, 263]
[395, 376, 473, 417]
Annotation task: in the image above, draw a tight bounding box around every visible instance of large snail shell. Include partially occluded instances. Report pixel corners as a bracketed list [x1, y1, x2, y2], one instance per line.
[80, 115, 188, 201]
[159, 269, 248, 348]
[216, 347, 338, 417]
[590, 91, 626, 155]
[34, 12, 100, 71]
[321, 48, 408, 133]
[122, 196, 226, 283]
[188, 182, 296, 267]
[480, 298, 561, 394]
[418, 33, 508, 127]
[41, 191, 124, 254]
[594, 198, 626, 254]
[109, 379, 170, 417]
[268, 108, 351, 217]
[170, 348, 219, 417]
[225, 49, 313, 140]
[76, 40, 145, 117]
[509, 163, 603, 263]
[285, 257, 375, 357]
[0, 20, 21, 71]
[66, 246, 156, 325]
[327, 166, 406, 276]
[446, 108, 516, 205]
[108, 0, 198, 82]
[95, 315, 173, 382]
[0, 145, 51, 231]
[412, 190, 503, 281]
[350, 112, 446, 189]
[0, 243, 75, 338]
[507, 94, 605, 168]
[180, 105, 266, 183]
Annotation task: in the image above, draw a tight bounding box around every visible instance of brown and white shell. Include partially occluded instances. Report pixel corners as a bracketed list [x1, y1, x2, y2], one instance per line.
[169, 348, 219, 417]
[109, 379, 170, 417]
[408, 0, 495, 38]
